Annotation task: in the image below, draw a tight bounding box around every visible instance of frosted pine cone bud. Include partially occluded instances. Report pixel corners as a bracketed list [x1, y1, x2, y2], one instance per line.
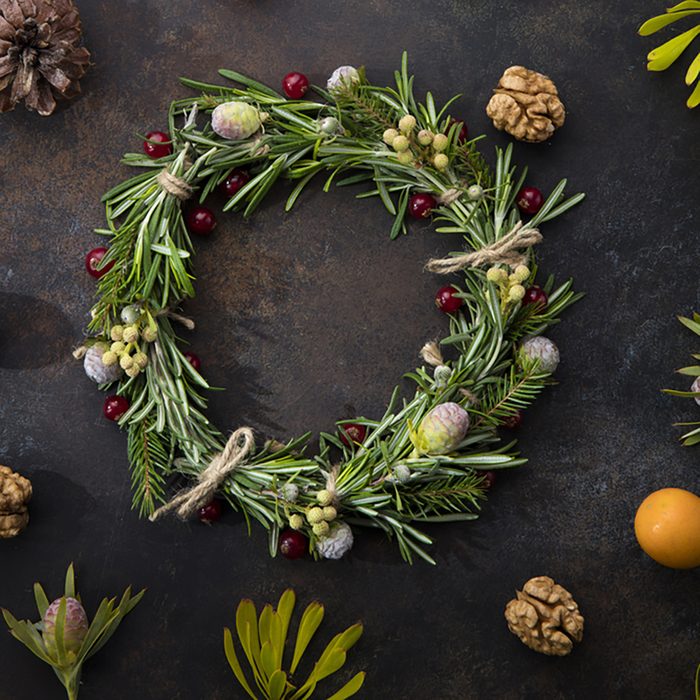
[315, 521, 354, 560]
[389, 464, 411, 484]
[691, 377, 700, 406]
[326, 66, 360, 94]
[42, 597, 88, 658]
[84, 343, 123, 384]
[519, 336, 560, 374]
[414, 402, 470, 455]
[211, 102, 262, 140]
[281, 483, 299, 502]
[433, 364, 452, 388]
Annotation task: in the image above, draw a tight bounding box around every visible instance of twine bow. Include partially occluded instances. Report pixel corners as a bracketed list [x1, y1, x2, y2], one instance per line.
[157, 168, 194, 201]
[149, 427, 255, 521]
[425, 221, 542, 274]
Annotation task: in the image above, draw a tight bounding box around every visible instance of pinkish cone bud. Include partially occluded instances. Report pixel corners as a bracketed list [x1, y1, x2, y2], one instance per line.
[414, 402, 470, 455]
[42, 597, 88, 657]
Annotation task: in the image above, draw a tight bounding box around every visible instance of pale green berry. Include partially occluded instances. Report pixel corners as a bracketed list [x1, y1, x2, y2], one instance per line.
[417, 129, 433, 146]
[110, 325, 124, 342]
[289, 514, 304, 530]
[433, 153, 449, 171]
[119, 354, 134, 370]
[120, 305, 141, 325]
[307, 507, 325, 525]
[312, 521, 330, 537]
[133, 352, 148, 369]
[122, 326, 139, 344]
[508, 273, 521, 285]
[211, 102, 262, 140]
[398, 114, 417, 133]
[392, 135, 409, 152]
[467, 184, 484, 201]
[432, 133, 449, 151]
[101, 351, 118, 366]
[509, 284, 526, 302]
[316, 489, 333, 506]
[141, 326, 158, 343]
[319, 117, 339, 134]
[397, 150, 414, 165]
[125, 365, 140, 378]
[486, 267, 508, 284]
[513, 264, 530, 282]
[382, 128, 399, 145]
[322, 506, 337, 521]
[413, 402, 470, 455]
[110, 341, 126, 354]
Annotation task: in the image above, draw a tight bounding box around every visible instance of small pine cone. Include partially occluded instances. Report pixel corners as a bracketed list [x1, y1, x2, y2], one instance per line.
[0, 0, 91, 116]
[83, 343, 123, 384]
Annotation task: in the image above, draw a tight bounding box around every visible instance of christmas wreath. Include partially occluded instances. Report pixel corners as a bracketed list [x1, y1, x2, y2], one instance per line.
[77, 54, 583, 564]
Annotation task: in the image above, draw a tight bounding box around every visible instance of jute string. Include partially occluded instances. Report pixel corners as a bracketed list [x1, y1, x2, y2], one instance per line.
[426, 221, 542, 274]
[149, 427, 255, 521]
[437, 188, 462, 206]
[157, 168, 194, 200]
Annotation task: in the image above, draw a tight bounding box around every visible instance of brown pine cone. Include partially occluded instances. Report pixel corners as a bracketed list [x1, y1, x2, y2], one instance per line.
[486, 66, 565, 143]
[0, 0, 90, 116]
[504, 575, 584, 656]
[0, 465, 32, 538]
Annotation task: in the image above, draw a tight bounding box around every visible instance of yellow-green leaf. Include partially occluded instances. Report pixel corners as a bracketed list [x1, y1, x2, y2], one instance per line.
[325, 671, 366, 700]
[54, 598, 67, 668]
[313, 648, 347, 682]
[647, 25, 700, 70]
[290, 603, 324, 674]
[33, 583, 49, 618]
[686, 50, 700, 83]
[261, 640, 278, 678]
[276, 590, 295, 654]
[334, 624, 363, 652]
[687, 75, 700, 106]
[259, 604, 273, 647]
[668, 0, 700, 11]
[236, 600, 262, 675]
[64, 564, 76, 599]
[639, 9, 700, 36]
[224, 627, 258, 700]
[267, 669, 288, 700]
[270, 612, 285, 669]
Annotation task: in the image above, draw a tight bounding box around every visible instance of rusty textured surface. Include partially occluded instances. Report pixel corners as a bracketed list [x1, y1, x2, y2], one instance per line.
[0, 1, 699, 698]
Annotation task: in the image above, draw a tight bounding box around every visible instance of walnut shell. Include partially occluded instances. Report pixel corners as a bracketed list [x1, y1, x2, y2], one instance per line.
[0, 465, 32, 538]
[504, 575, 584, 656]
[486, 66, 565, 143]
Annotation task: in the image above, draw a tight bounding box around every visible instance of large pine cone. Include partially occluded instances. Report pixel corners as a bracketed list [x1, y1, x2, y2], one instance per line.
[0, 0, 90, 116]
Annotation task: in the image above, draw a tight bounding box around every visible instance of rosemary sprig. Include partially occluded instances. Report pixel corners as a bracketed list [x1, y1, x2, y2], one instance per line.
[83, 53, 583, 563]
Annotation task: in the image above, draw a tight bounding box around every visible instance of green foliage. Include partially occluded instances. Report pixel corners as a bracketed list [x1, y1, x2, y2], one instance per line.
[84, 53, 583, 563]
[1, 564, 144, 700]
[224, 590, 365, 700]
[639, 1, 700, 107]
[663, 313, 700, 445]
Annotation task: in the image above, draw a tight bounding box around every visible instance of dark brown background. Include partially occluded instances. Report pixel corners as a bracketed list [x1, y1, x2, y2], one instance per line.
[1, 1, 699, 698]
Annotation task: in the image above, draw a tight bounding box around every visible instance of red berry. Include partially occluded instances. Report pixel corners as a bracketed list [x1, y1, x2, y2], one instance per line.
[186, 206, 217, 236]
[198, 499, 223, 524]
[103, 395, 130, 422]
[523, 285, 548, 308]
[516, 186, 544, 215]
[435, 285, 463, 313]
[282, 72, 309, 99]
[143, 131, 172, 159]
[408, 193, 437, 220]
[481, 471, 497, 489]
[279, 529, 308, 559]
[220, 169, 250, 197]
[85, 247, 114, 279]
[502, 411, 523, 429]
[184, 351, 201, 371]
[449, 118, 468, 143]
[340, 423, 367, 447]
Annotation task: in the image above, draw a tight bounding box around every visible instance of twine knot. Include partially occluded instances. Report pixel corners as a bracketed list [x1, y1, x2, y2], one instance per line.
[157, 168, 194, 201]
[425, 221, 542, 274]
[149, 427, 255, 521]
[437, 188, 462, 206]
[156, 306, 195, 330]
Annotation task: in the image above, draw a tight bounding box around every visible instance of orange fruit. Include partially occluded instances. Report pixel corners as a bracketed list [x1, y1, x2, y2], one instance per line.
[634, 488, 700, 569]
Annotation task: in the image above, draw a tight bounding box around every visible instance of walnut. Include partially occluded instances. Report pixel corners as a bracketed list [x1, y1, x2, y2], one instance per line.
[486, 66, 565, 142]
[0, 465, 32, 538]
[504, 576, 584, 656]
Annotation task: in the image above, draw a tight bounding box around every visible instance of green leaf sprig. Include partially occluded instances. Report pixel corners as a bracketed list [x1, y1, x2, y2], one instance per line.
[639, 0, 700, 108]
[663, 313, 700, 445]
[2, 564, 145, 700]
[225, 590, 365, 700]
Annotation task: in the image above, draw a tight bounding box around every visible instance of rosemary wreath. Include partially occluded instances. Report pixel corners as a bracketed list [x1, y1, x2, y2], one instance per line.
[78, 54, 584, 564]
